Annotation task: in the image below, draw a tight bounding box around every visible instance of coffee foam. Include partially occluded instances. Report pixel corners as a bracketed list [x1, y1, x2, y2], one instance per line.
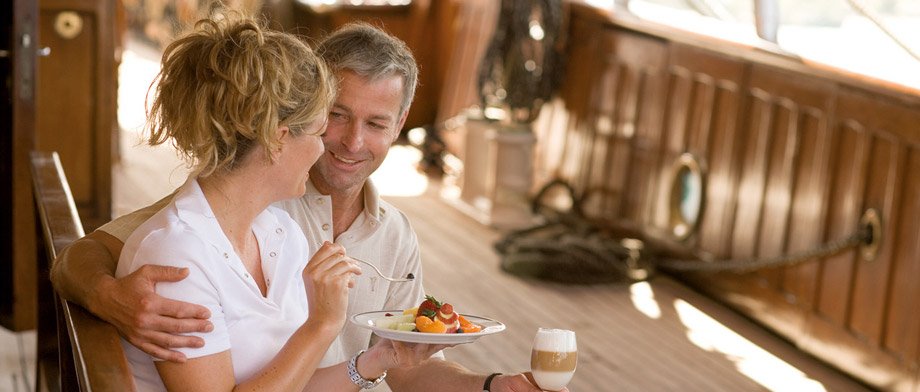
[533, 328, 576, 352]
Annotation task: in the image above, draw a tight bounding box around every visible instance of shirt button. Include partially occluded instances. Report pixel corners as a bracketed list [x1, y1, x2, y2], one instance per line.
[322, 223, 330, 231]
[269, 251, 277, 257]
[244, 273, 250, 278]
[276, 228, 283, 234]
[370, 221, 377, 227]
[317, 198, 325, 205]
[223, 253, 229, 259]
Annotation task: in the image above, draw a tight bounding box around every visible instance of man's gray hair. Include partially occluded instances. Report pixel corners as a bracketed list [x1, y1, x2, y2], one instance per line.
[317, 23, 419, 118]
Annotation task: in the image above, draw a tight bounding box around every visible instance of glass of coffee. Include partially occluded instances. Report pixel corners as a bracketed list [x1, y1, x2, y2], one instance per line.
[530, 328, 577, 391]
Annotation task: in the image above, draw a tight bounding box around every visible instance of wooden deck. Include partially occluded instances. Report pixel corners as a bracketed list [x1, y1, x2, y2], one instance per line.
[383, 173, 872, 392]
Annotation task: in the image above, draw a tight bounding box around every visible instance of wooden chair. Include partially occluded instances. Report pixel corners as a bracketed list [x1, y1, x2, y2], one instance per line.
[30, 151, 136, 391]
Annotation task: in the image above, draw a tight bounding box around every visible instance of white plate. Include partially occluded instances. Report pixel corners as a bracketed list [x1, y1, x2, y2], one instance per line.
[351, 310, 506, 344]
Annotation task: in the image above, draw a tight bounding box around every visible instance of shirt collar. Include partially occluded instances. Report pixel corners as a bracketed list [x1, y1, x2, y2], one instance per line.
[304, 178, 387, 222]
[174, 177, 284, 252]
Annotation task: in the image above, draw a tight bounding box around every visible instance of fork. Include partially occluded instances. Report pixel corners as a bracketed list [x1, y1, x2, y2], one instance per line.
[351, 256, 415, 283]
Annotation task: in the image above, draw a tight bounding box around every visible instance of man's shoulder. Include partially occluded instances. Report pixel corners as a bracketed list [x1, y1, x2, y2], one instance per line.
[376, 197, 413, 230]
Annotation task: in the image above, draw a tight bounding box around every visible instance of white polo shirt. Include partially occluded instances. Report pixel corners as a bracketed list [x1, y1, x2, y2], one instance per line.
[102, 178, 429, 367]
[115, 178, 314, 391]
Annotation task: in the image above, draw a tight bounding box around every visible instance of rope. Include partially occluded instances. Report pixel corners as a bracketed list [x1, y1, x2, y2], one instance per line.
[656, 227, 870, 273]
[496, 179, 873, 282]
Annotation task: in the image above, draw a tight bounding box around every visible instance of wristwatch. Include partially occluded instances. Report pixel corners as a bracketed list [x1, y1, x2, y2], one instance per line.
[347, 350, 387, 389]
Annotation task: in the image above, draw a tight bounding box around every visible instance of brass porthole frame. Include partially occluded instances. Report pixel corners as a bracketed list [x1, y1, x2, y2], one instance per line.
[668, 153, 706, 241]
[859, 208, 882, 262]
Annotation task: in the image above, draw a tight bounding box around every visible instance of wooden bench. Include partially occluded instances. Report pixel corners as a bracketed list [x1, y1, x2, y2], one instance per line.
[30, 151, 136, 391]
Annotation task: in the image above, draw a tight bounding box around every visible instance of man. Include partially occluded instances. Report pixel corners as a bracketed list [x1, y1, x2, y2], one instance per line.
[51, 23, 558, 391]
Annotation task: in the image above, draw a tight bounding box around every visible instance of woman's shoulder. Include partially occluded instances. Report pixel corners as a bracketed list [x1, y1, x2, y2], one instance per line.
[123, 206, 218, 267]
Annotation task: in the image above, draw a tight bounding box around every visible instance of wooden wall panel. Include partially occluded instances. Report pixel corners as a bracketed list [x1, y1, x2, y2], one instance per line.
[580, 31, 667, 222]
[651, 68, 690, 229]
[799, 88, 917, 388]
[826, 88, 920, 370]
[849, 136, 903, 345]
[583, 61, 621, 216]
[815, 124, 867, 325]
[621, 59, 667, 226]
[666, 45, 746, 256]
[783, 110, 832, 310]
[434, 0, 498, 131]
[730, 89, 771, 260]
[532, 24, 668, 224]
[886, 150, 920, 362]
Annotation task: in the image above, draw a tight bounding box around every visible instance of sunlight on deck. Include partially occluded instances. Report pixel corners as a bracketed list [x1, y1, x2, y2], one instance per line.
[673, 298, 827, 392]
[629, 281, 662, 319]
[629, 281, 832, 391]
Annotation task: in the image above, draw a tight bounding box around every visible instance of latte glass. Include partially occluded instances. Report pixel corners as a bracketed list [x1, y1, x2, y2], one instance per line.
[530, 328, 577, 391]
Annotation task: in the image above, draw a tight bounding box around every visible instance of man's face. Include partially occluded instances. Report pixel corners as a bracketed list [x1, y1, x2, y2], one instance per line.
[310, 70, 407, 195]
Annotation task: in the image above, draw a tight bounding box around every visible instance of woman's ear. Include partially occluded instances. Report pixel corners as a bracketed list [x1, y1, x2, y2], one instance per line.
[271, 126, 290, 160]
[276, 126, 290, 143]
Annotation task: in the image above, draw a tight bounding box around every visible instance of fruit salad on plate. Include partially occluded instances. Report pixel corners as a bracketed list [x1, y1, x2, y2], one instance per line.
[374, 295, 484, 334]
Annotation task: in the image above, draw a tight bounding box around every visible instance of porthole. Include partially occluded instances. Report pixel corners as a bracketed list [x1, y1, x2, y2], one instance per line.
[668, 153, 705, 241]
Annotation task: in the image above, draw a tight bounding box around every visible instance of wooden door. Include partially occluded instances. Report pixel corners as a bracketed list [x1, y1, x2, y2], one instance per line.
[36, 0, 117, 230]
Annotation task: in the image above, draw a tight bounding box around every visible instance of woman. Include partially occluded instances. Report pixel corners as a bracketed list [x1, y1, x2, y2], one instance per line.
[115, 13, 362, 391]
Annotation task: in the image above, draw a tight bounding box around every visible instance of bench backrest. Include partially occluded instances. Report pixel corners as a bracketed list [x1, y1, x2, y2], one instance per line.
[30, 151, 136, 391]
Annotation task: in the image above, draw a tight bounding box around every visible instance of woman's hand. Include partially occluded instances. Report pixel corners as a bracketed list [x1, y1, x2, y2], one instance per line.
[302, 241, 362, 328]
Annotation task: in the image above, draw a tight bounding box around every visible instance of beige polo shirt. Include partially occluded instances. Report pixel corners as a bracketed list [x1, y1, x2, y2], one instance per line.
[100, 178, 429, 367]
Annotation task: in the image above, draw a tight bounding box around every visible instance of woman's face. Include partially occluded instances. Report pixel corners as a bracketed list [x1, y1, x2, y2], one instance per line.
[275, 117, 327, 200]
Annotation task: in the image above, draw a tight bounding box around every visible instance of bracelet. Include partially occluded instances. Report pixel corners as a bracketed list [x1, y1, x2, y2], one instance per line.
[347, 350, 387, 389]
[483, 372, 502, 391]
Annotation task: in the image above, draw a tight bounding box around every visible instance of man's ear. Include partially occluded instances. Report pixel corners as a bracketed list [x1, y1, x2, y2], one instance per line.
[392, 110, 410, 143]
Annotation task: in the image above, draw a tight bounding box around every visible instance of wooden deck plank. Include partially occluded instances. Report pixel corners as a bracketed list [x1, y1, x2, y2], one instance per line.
[0, 327, 35, 392]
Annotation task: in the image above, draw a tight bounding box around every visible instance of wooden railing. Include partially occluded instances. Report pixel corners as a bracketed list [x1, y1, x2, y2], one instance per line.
[30, 151, 136, 391]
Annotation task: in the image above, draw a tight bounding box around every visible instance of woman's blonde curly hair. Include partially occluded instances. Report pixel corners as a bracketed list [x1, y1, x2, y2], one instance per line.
[146, 11, 335, 177]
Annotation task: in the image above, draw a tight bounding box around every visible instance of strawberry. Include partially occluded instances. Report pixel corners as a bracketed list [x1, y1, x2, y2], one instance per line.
[416, 295, 442, 319]
[436, 303, 459, 333]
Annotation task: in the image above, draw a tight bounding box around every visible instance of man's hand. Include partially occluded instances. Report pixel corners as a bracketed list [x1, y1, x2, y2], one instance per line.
[388, 340, 452, 368]
[95, 264, 212, 362]
[362, 338, 449, 375]
[491, 372, 570, 392]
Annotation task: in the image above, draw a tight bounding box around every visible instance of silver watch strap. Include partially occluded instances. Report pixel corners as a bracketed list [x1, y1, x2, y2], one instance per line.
[347, 350, 387, 389]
